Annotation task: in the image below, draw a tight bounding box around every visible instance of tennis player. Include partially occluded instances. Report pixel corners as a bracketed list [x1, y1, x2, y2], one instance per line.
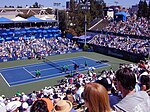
[35, 69, 41, 78]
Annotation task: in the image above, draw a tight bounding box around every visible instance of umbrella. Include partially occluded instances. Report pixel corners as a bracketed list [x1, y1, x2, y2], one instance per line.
[33, 30, 37, 33]
[52, 30, 58, 33]
[8, 32, 14, 35]
[43, 30, 47, 33]
[37, 30, 42, 33]
[35, 27, 39, 30]
[27, 30, 31, 33]
[15, 31, 20, 34]
[21, 31, 26, 34]
[1, 33, 8, 36]
[47, 30, 52, 33]
[0, 38, 4, 41]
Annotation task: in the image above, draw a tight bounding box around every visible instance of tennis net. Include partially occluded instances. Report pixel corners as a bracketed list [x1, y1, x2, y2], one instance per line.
[43, 58, 62, 71]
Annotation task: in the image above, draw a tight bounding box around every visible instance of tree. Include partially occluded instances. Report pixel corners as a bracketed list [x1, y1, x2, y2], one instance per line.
[32, 2, 42, 8]
[62, 0, 106, 36]
[17, 6, 23, 8]
[46, 8, 53, 14]
[137, 0, 149, 18]
[89, 0, 106, 19]
[58, 10, 67, 37]
[70, 0, 75, 12]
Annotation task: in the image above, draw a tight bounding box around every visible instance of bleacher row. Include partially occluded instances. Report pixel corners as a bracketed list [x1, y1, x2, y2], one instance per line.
[102, 16, 149, 38]
[0, 27, 61, 42]
[0, 14, 149, 112]
[0, 37, 82, 62]
[0, 60, 149, 112]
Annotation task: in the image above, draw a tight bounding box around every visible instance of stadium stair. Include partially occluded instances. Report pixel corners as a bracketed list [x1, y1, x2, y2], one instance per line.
[88, 18, 109, 31]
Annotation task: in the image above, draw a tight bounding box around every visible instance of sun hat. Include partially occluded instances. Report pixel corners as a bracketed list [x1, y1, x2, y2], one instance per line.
[6, 101, 21, 112]
[54, 100, 72, 112]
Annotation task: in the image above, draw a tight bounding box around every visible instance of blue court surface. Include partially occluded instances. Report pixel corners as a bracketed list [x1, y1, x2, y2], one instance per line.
[0, 57, 109, 87]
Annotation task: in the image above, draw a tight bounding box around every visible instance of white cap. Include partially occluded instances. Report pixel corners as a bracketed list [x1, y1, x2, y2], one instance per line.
[6, 101, 21, 112]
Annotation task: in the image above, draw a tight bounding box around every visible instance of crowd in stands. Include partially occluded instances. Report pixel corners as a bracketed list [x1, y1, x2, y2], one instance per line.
[103, 16, 149, 37]
[89, 34, 149, 55]
[0, 59, 149, 112]
[0, 37, 80, 62]
[0, 14, 150, 112]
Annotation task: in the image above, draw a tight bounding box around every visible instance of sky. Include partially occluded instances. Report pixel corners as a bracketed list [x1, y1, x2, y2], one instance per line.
[0, 0, 141, 9]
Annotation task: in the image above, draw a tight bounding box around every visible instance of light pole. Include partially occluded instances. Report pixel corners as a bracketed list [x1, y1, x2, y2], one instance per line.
[148, 42, 150, 60]
[56, 9, 59, 25]
[84, 14, 87, 45]
[66, 11, 69, 29]
[81, 0, 88, 45]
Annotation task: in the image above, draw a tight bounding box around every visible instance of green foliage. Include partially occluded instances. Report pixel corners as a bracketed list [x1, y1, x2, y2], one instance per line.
[64, 0, 106, 36]
[45, 8, 53, 14]
[137, 0, 149, 18]
[58, 10, 67, 37]
[83, 44, 89, 51]
[70, 0, 75, 12]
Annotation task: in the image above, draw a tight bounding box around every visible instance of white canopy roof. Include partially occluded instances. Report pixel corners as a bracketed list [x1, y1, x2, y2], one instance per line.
[12, 16, 27, 21]
[40, 15, 55, 20]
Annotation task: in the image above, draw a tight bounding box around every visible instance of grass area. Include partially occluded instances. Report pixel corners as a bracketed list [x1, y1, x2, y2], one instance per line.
[0, 51, 132, 97]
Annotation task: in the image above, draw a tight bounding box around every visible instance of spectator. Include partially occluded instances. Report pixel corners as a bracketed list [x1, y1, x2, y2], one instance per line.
[0, 37, 80, 62]
[74, 83, 84, 106]
[82, 82, 111, 112]
[113, 67, 150, 112]
[30, 98, 53, 112]
[20, 102, 29, 112]
[88, 34, 149, 56]
[0, 101, 6, 112]
[139, 75, 150, 92]
[95, 77, 121, 108]
[103, 16, 149, 37]
[54, 100, 76, 112]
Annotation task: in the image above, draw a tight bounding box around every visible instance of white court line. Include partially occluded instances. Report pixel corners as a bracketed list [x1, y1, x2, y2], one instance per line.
[0, 73, 10, 87]
[0, 56, 84, 72]
[23, 67, 35, 77]
[81, 56, 99, 61]
[0, 56, 82, 69]
[9, 63, 110, 87]
[29, 63, 75, 73]
[9, 72, 66, 86]
[10, 63, 75, 84]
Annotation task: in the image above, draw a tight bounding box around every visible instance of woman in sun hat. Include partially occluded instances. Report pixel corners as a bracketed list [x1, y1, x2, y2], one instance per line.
[54, 100, 76, 112]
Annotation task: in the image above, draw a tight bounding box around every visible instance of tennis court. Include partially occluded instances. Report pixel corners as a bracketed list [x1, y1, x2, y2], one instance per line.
[0, 56, 109, 87]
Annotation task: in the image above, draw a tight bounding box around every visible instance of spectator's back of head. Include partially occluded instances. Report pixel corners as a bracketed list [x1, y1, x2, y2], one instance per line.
[115, 67, 136, 91]
[30, 98, 53, 112]
[95, 77, 112, 91]
[82, 82, 111, 112]
[75, 83, 81, 89]
[140, 75, 150, 91]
